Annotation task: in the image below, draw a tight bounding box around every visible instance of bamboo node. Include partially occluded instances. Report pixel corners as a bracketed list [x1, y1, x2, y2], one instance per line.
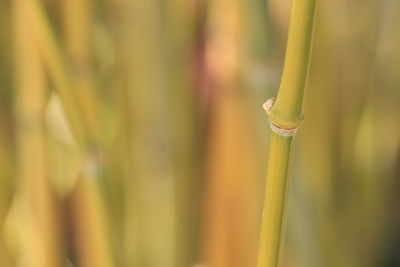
[263, 98, 301, 137]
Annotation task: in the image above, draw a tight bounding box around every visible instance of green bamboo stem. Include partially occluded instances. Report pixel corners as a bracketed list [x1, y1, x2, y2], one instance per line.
[267, 0, 317, 129]
[257, 1, 317, 266]
[257, 134, 293, 267]
[106, 2, 144, 265]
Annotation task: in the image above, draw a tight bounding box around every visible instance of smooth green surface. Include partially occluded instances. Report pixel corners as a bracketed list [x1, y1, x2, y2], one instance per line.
[257, 133, 294, 267]
[268, 0, 317, 129]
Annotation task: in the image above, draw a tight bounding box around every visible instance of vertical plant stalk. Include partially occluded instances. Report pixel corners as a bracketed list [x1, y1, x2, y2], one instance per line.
[30, 0, 87, 148]
[201, 0, 260, 266]
[257, 0, 317, 266]
[109, 1, 175, 266]
[62, 1, 114, 267]
[164, 1, 198, 266]
[62, 0, 100, 145]
[29, 1, 114, 267]
[5, 0, 62, 266]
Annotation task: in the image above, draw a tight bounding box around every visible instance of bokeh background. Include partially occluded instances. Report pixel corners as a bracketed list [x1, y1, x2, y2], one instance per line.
[0, 0, 400, 266]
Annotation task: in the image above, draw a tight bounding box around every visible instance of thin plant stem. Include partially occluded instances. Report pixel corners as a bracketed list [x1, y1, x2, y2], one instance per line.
[267, 0, 317, 129]
[257, 0, 317, 266]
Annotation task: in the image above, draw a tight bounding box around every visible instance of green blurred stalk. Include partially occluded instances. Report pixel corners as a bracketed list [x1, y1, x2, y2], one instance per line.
[257, 0, 317, 266]
[0, 1, 13, 266]
[108, 1, 175, 266]
[164, 1, 199, 266]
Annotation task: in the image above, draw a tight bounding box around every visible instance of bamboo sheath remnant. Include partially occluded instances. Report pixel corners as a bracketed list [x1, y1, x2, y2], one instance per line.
[257, 0, 317, 266]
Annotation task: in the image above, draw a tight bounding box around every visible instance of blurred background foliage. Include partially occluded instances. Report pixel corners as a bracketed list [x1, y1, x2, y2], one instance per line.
[0, 0, 399, 266]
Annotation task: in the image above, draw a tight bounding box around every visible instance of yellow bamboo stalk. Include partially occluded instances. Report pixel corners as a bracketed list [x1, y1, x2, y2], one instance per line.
[0, 2, 14, 265]
[257, 0, 317, 266]
[69, 162, 114, 267]
[62, 0, 100, 144]
[202, 93, 260, 267]
[5, 0, 62, 266]
[27, 1, 114, 267]
[201, 0, 262, 266]
[30, 0, 86, 148]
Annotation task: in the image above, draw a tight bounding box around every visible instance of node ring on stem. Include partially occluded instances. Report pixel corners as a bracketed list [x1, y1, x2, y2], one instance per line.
[263, 98, 302, 137]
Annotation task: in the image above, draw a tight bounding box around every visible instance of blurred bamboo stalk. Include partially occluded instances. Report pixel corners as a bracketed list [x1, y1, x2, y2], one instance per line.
[4, 0, 62, 266]
[30, 0, 86, 147]
[0, 2, 14, 266]
[62, 0, 100, 145]
[257, 0, 317, 266]
[28, 1, 114, 267]
[108, 1, 176, 266]
[61, 0, 114, 266]
[0, 126, 13, 267]
[297, 2, 342, 266]
[202, 93, 261, 267]
[105, 1, 138, 265]
[164, 1, 199, 266]
[201, 0, 261, 266]
[106, 1, 143, 265]
[69, 164, 114, 267]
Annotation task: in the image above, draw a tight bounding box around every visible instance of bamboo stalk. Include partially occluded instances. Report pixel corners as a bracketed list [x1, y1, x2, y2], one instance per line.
[61, 1, 114, 267]
[164, 1, 199, 266]
[201, 0, 261, 266]
[0, 2, 14, 266]
[69, 163, 114, 267]
[267, 0, 317, 129]
[108, 1, 176, 266]
[62, 0, 100, 145]
[30, 0, 87, 148]
[27, 2, 114, 267]
[257, 1, 317, 266]
[5, 0, 62, 266]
